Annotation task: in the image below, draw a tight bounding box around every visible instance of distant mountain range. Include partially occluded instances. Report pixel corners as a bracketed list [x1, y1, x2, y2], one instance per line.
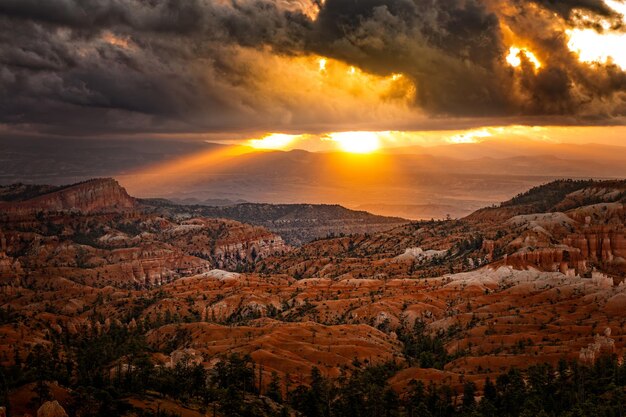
[0, 178, 407, 246]
[3, 136, 626, 220]
[142, 199, 408, 245]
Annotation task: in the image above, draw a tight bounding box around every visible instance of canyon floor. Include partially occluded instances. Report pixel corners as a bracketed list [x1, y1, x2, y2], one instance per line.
[0, 178, 625, 416]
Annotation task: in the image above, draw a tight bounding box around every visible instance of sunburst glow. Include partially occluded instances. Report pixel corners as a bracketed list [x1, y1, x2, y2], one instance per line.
[564, 0, 626, 69]
[506, 47, 542, 70]
[248, 133, 298, 150]
[447, 129, 493, 144]
[567, 29, 626, 69]
[326, 132, 382, 154]
[318, 58, 327, 72]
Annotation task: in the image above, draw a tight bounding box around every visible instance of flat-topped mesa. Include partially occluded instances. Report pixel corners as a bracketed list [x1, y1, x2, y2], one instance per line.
[0, 178, 136, 214]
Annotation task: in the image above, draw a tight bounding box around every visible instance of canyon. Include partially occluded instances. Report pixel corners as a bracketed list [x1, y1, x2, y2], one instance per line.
[0, 178, 625, 416]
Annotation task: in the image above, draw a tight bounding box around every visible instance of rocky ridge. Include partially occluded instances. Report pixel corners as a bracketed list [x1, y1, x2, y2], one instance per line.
[141, 199, 408, 245]
[0, 178, 136, 214]
[2, 178, 626, 416]
[0, 179, 289, 288]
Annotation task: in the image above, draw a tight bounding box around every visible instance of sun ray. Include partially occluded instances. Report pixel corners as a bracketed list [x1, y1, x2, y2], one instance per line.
[119, 145, 254, 196]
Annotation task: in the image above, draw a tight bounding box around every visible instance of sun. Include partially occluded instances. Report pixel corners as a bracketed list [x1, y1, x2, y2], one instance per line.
[327, 131, 381, 154]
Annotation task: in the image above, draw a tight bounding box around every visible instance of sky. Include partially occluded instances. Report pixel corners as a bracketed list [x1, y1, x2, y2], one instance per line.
[1, 0, 625, 150]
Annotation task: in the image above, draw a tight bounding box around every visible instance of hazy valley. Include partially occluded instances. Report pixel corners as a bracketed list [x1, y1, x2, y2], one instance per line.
[4, 137, 626, 220]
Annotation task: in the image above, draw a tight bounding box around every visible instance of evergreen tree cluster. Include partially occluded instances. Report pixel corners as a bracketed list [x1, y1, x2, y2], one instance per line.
[290, 356, 626, 417]
[2, 323, 626, 417]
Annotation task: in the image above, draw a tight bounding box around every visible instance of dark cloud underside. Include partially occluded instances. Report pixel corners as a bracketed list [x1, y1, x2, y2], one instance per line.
[0, 0, 625, 135]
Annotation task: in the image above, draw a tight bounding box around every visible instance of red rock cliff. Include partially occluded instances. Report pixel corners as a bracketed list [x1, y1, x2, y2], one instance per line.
[0, 178, 136, 214]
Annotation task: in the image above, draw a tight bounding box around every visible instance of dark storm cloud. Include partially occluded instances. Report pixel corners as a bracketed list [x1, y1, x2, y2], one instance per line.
[0, 0, 625, 135]
[308, 0, 626, 117]
[308, 0, 510, 114]
[0, 0, 312, 134]
[527, 0, 621, 21]
[0, 0, 205, 31]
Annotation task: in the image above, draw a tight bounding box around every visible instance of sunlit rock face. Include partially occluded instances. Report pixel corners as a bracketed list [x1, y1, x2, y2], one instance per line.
[502, 207, 626, 276]
[4, 261, 626, 394]
[2, 178, 626, 414]
[0, 178, 136, 214]
[579, 328, 615, 365]
[0, 179, 289, 288]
